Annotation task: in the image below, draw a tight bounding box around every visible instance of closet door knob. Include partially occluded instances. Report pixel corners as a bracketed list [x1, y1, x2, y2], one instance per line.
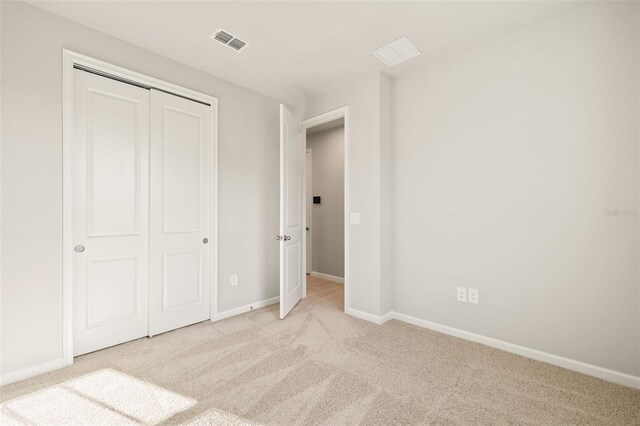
[74, 245, 85, 253]
[203, 238, 209, 244]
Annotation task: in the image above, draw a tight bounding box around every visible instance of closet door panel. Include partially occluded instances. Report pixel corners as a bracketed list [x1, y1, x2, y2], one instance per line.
[161, 108, 201, 233]
[72, 70, 150, 356]
[149, 90, 212, 336]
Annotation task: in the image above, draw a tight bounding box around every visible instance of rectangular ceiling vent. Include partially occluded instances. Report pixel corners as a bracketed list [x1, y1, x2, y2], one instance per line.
[211, 28, 249, 52]
[373, 36, 421, 67]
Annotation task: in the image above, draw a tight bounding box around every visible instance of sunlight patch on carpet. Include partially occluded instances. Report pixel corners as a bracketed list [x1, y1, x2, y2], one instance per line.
[0, 369, 196, 425]
[186, 408, 262, 425]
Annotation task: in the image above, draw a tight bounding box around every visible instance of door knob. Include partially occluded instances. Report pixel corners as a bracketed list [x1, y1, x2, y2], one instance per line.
[276, 235, 282, 240]
[306, 227, 310, 231]
[284, 235, 291, 241]
[203, 238, 208, 244]
[74, 245, 85, 253]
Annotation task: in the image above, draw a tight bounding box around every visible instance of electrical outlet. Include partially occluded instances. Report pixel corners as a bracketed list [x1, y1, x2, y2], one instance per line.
[456, 287, 467, 303]
[468, 288, 479, 304]
[230, 274, 238, 286]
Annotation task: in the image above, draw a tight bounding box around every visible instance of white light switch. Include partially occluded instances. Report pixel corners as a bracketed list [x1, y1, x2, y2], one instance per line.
[230, 274, 238, 286]
[468, 288, 479, 304]
[350, 212, 360, 225]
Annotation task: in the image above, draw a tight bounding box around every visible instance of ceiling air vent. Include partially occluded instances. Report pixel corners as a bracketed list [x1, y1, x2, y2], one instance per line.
[214, 30, 233, 44]
[211, 28, 249, 52]
[373, 36, 420, 67]
[228, 38, 247, 51]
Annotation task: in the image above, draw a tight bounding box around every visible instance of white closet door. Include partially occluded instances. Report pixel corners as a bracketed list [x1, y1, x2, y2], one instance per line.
[149, 90, 212, 336]
[279, 104, 304, 319]
[73, 70, 150, 356]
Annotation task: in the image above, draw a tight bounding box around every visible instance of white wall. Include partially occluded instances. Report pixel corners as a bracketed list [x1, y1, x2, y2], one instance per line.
[379, 73, 393, 315]
[307, 126, 345, 278]
[392, 2, 640, 375]
[1, 1, 280, 378]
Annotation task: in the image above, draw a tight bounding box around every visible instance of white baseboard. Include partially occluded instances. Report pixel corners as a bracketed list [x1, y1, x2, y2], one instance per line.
[390, 312, 640, 390]
[380, 311, 394, 324]
[310, 271, 344, 284]
[0, 357, 71, 387]
[346, 308, 393, 325]
[214, 296, 279, 321]
[4, 306, 636, 391]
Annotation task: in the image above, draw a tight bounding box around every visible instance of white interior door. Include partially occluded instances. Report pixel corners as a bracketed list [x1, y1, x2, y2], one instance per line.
[306, 149, 312, 274]
[149, 89, 212, 336]
[280, 104, 304, 319]
[73, 70, 150, 356]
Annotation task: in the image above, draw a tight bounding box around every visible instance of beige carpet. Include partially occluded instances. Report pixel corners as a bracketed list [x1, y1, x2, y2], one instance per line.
[1, 276, 639, 425]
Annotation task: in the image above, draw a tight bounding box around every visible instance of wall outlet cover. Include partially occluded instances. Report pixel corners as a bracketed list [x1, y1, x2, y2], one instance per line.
[468, 288, 479, 304]
[230, 274, 238, 286]
[456, 287, 467, 303]
[350, 212, 360, 225]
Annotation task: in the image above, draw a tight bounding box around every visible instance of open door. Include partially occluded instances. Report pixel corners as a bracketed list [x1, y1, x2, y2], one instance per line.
[279, 104, 304, 319]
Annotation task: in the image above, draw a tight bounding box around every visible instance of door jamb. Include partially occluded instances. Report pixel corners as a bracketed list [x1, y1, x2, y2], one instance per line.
[62, 49, 219, 366]
[300, 107, 350, 313]
[305, 149, 312, 275]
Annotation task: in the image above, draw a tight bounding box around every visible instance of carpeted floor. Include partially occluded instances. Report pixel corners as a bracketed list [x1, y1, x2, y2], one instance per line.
[1, 276, 639, 425]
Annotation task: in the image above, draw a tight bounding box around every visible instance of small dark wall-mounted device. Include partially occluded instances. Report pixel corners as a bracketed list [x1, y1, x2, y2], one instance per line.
[313, 196, 321, 205]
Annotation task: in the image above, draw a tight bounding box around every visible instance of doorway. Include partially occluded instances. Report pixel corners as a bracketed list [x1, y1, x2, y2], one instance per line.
[278, 106, 350, 319]
[305, 118, 345, 285]
[301, 108, 350, 314]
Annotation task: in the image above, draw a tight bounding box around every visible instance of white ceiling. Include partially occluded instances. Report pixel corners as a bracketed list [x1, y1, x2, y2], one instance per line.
[29, 1, 578, 105]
